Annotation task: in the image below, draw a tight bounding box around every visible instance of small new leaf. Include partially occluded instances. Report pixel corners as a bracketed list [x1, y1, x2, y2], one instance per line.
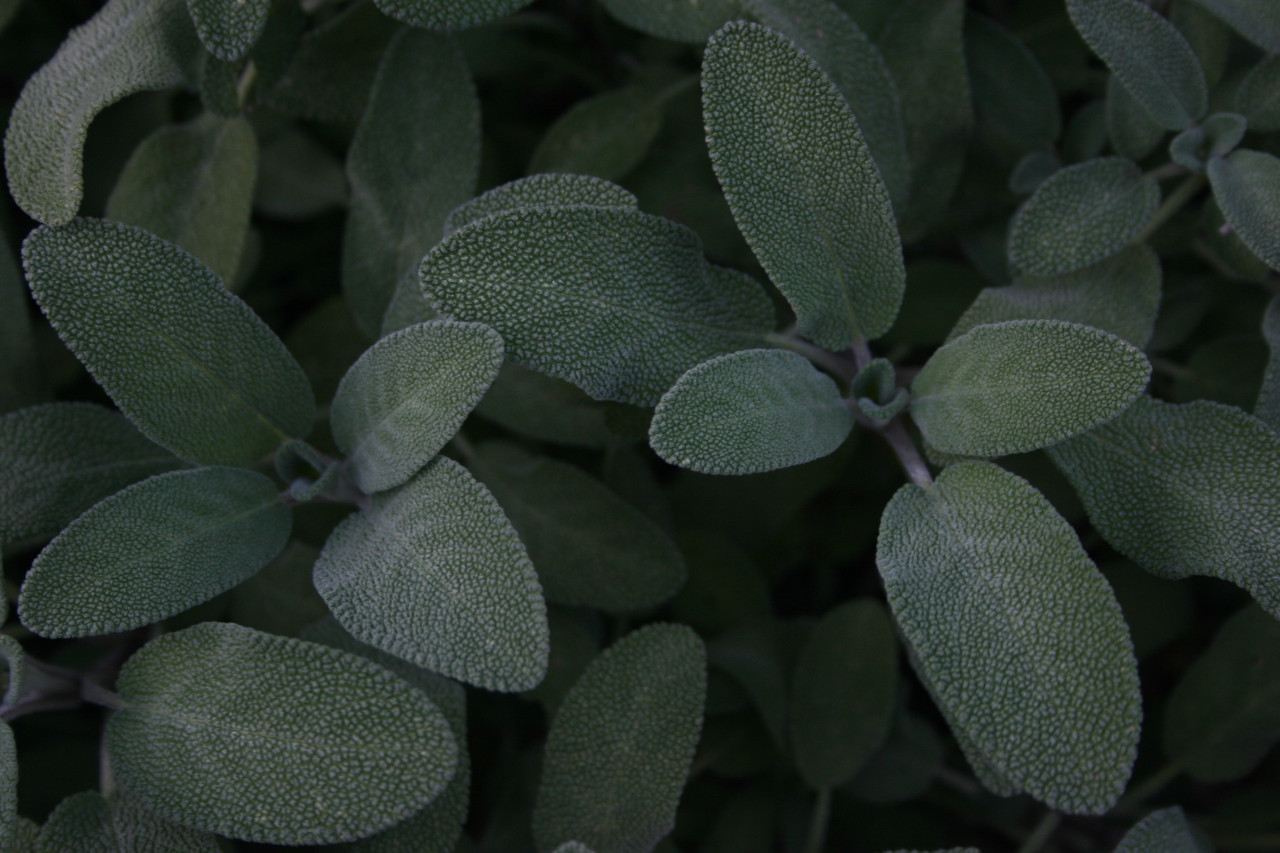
[188, 0, 270, 61]
[1207, 149, 1280, 272]
[1114, 806, 1203, 852]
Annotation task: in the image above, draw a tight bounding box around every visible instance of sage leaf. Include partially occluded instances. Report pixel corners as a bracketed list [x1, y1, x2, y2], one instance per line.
[524, 610, 602, 715]
[1257, 296, 1280, 431]
[1238, 55, 1280, 132]
[1114, 807, 1203, 852]
[532, 624, 706, 853]
[373, 0, 533, 29]
[331, 321, 503, 494]
[444, 174, 637, 237]
[471, 442, 686, 612]
[1208, 149, 1280, 272]
[1187, 0, 1280, 53]
[1066, 0, 1206, 130]
[3, 0, 199, 224]
[1108, 75, 1165, 162]
[19, 467, 290, 637]
[708, 618, 790, 748]
[0, 227, 44, 414]
[702, 21, 904, 350]
[877, 461, 1141, 813]
[229, 542, 327, 637]
[22, 219, 316, 466]
[553, 844, 596, 853]
[313, 457, 549, 691]
[595, 0, 741, 42]
[0, 403, 179, 546]
[842, 712, 943, 805]
[37, 791, 220, 852]
[790, 599, 897, 789]
[254, 126, 348, 220]
[965, 12, 1061, 150]
[106, 113, 257, 285]
[1048, 397, 1280, 618]
[474, 363, 618, 449]
[0, 722, 12, 847]
[420, 206, 775, 406]
[911, 320, 1151, 457]
[344, 29, 479, 335]
[1008, 157, 1160, 276]
[529, 82, 675, 182]
[1170, 113, 1248, 173]
[107, 622, 458, 844]
[649, 349, 854, 475]
[188, 0, 270, 60]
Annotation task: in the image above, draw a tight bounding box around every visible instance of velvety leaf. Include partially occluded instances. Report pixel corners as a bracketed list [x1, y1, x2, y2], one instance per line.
[188, 0, 270, 60]
[1108, 75, 1165, 162]
[877, 461, 1141, 813]
[1208, 149, 1280, 272]
[22, 219, 315, 466]
[1238, 55, 1280, 133]
[313, 457, 548, 691]
[420, 206, 775, 406]
[373, 0, 533, 29]
[3, 0, 199, 224]
[1114, 807, 1202, 853]
[532, 624, 706, 853]
[702, 21, 904, 349]
[594, 0, 741, 42]
[474, 363, 617, 449]
[331, 321, 503, 494]
[1008, 157, 1160, 276]
[911, 320, 1151, 457]
[1188, 0, 1280, 53]
[965, 12, 1061, 149]
[444, 174, 637, 237]
[37, 791, 220, 852]
[0, 227, 44, 414]
[1172, 0, 1231, 88]
[1169, 113, 1248, 172]
[7, 817, 36, 853]
[107, 623, 458, 844]
[649, 349, 853, 475]
[1257, 296, 1280, 431]
[529, 82, 675, 181]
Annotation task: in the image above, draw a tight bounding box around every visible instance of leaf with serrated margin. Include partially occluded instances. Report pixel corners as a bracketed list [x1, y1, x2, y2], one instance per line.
[965, 12, 1061, 150]
[1257, 296, 1280, 431]
[3, 0, 199, 225]
[1188, 0, 1280, 53]
[529, 81, 677, 182]
[188, 0, 269, 60]
[373, 0, 533, 29]
[19, 467, 290, 637]
[0, 229, 45, 414]
[532, 624, 706, 853]
[702, 22, 904, 350]
[877, 461, 1140, 814]
[37, 791, 220, 852]
[1108, 75, 1165, 162]
[1208, 149, 1280, 273]
[444, 174, 637, 237]
[1238, 56, 1280, 133]
[1008, 157, 1160, 276]
[1114, 806, 1203, 852]
[332, 321, 503, 494]
[23, 219, 315, 466]
[1048, 396, 1280, 619]
[650, 349, 853, 475]
[595, 0, 741, 42]
[421, 206, 775, 406]
[911, 320, 1150, 457]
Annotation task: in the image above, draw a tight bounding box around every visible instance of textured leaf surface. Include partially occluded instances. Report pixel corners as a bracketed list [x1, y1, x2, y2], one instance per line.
[19, 467, 289, 637]
[1114, 807, 1202, 852]
[1189, 0, 1280, 53]
[471, 443, 686, 611]
[23, 219, 315, 465]
[420, 206, 775, 406]
[877, 461, 1141, 813]
[331, 321, 502, 494]
[314, 457, 548, 691]
[702, 21, 904, 350]
[965, 12, 1060, 149]
[107, 623, 457, 844]
[1208, 149, 1280, 273]
[444, 174, 637, 237]
[529, 83, 671, 182]
[1257, 296, 1280, 431]
[911, 320, 1150, 457]
[532, 624, 706, 853]
[650, 349, 853, 475]
[1008, 157, 1159, 276]
[595, 0, 740, 41]
[37, 791, 220, 852]
[1238, 55, 1280, 132]
[1048, 397, 1280, 618]
[0, 228, 43, 414]
[373, 0, 533, 29]
[188, 0, 270, 60]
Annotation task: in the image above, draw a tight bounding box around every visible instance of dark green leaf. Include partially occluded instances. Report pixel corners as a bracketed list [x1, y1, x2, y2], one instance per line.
[1238, 55, 1280, 132]
[1108, 75, 1165, 162]
[1171, 335, 1267, 410]
[444, 173, 637, 237]
[523, 610, 601, 716]
[1170, 113, 1248, 172]
[595, 0, 741, 42]
[1208, 149, 1280, 272]
[253, 127, 348, 219]
[474, 363, 617, 449]
[842, 712, 943, 805]
[229, 542, 327, 637]
[1257, 296, 1280, 431]
[1114, 807, 1203, 852]
[36, 791, 220, 852]
[1187, 0, 1280, 53]
[0, 722, 13, 847]
[965, 12, 1061, 150]
[373, 0, 534, 29]
[1009, 150, 1063, 197]
[0, 226, 44, 414]
[529, 81, 677, 181]
[670, 532, 771, 636]
[188, 0, 270, 60]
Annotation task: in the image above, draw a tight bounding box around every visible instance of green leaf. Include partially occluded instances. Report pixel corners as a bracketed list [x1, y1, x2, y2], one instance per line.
[1008, 157, 1160, 276]
[0, 636, 22, 707]
[470, 442, 686, 611]
[0, 226, 45, 414]
[444, 174, 638, 237]
[1172, 335, 1267, 411]
[373, 0, 533, 29]
[1238, 55, 1280, 133]
[877, 461, 1141, 814]
[1066, 0, 1206, 130]
[1172, 0, 1231, 88]
[1009, 150, 1062, 197]
[254, 126, 348, 220]
[911, 320, 1151, 457]
[529, 81, 676, 182]
[22, 219, 315, 466]
[1107, 75, 1165, 162]
[1187, 0, 1280, 53]
[964, 12, 1061, 150]
[0, 722, 13, 847]
[420, 206, 775, 406]
[3, 0, 199, 224]
[1208, 149, 1280, 273]
[331, 321, 503, 494]
[1257, 296, 1280, 431]
[594, 0, 741, 42]
[649, 349, 854, 475]
[344, 29, 479, 336]
[842, 711, 943, 805]
[948, 245, 1162, 348]
[37, 791, 220, 852]
[474, 363, 618, 449]
[313, 457, 548, 691]
[702, 21, 904, 350]
[1048, 396, 1280, 620]
[106, 113, 257, 285]
[1169, 113, 1248, 172]
[1114, 807, 1203, 853]
[790, 599, 897, 788]
[188, 0, 270, 60]
[229, 542, 327, 637]
[19, 467, 290, 637]
[708, 619, 790, 748]
[106, 622, 458, 844]
[532, 624, 706, 853]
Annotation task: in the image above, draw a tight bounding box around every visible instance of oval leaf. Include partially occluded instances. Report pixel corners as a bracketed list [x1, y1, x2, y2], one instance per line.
[1208, 149, 1280, 273]
[529, 82, 674, 182]
[188, 0, 270, 60]
[37, 791, 220, 852]
[444, 174, 637, 237]
[1107, 74, 1165, 162]
[1114, 807, 1202, 853]
[965, 12, 1061, 149]
[595, 0, 740, 42]
[372, 0, 533, 29]
[1256, 295, 1280, 431]
[1238, 55, 1280, 132]
[1188, 0, 1280, 53]
[0, 225, 44, 414]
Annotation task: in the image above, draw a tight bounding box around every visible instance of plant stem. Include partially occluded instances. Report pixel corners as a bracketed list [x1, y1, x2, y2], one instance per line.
[765, 332, 859, 383]
[1112, 761, 1182, 814]
[1136, 173, 1207, 244]
[1016, 812, 1061, 853]
[81, 681, 125, 711]
[879, 419, 934, 488]
[1145, 161, 1189, 182]
[803, 787, 832, 853]
[933, 765, 984, 797]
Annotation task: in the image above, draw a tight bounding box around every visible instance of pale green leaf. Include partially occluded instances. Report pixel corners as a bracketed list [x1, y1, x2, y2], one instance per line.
[649, 349, 853, 475]
[3, 0, 199, 224]
[529, 82, 676, 181]
[1238, 55, 1280, 133]
[471, 442, 686, 612]
[107, 623, 458, 845]
[965, 12, 1061, 149]
[331, 321, 503, 494]
[1114, 807, 1202, 853]
[1257, 296, 1280, 431]
[373, 0, 533, 29]
[1188, 0, 1280, 53]
[0, 227, 44, 414]
[444, 174, 637, 237]
[22, 219, 315, 466]
[474, 363, 617, 449]
[106, 113, 257, 285]
[1208, 149, 1280, 272]
[0, 721, 13, 848]
[1048, 396, 1280, 620]
[1107, 75, 1165, 162]
[229, 542, 327, 637]
[1169, 113, 1248, 172]
[37, 791, 220, 852]
[532, 624, 706, 853]
[313, 457, 548, 691]
[877, 461, 1140, 813]
[420, 206, 775, 406]
[188, 0, 270, 60]
[911, 320, 1151, 457]
[594, 0, 741, 42]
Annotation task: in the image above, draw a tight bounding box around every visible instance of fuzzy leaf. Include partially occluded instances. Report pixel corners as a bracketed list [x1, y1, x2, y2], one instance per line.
[532, 624, 706, 853]
[529, 82, 674, 182]
[1188, 0, 1280, 53]
[595, 0, 741, 42]
[188, 0, 270, 60]
[37, 791, 220, 852]
[1107, 75, 1165, 162]
[372, 0, 533, 28]
[911, 320, 1151, 457]
[331, 321, 503, 494]
[0, 227, 44, 414]
[649, 349, 853, 475]
[964, 12, 1061, 149]
[1237, 55, 1280, 133]
[1170, 113, 1248, 172]
[420, 206, 775, 406]
[444, 174, 637, 237]
[1257, 296, 1280, 431]
[1208, 149, 1280, 273]
[877, 461, 1140, 814]
[1114, 807, 1203, 852]
[22, 219, 315, 466]
[1008, 157, 1160, 276]
[314, 457, 548, 691]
